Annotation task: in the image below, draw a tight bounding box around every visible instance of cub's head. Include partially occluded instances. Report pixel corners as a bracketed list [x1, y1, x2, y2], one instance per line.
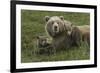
[45, 16, 65, 37]
[36, 36, 49, 48]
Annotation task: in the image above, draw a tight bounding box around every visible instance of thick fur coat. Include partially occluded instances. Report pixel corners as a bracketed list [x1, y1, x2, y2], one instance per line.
[44, 16, 90, 52]
[45, 16, 72, 50]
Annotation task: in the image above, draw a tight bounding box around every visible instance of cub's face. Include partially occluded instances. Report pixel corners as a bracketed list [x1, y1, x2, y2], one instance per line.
[45, 16, 65, 37]
[36, 36, 48, 48]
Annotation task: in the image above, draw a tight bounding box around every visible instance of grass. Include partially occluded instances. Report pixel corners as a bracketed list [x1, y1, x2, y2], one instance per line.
[21, 10, 90, 63]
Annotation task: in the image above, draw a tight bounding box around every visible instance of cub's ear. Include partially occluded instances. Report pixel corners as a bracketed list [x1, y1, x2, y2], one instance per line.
[60, 16, 64, 20]
[45, 16, 50, 22]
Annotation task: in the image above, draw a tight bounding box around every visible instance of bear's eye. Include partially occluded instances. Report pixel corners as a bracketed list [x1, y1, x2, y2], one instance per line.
[51, 21, 54, 24]
[57, 22, 59, 24]
[57, 22, 60, 24]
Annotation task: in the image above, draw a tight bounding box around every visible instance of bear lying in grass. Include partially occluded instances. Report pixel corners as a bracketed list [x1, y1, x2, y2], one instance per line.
[45, 16, 73, 52]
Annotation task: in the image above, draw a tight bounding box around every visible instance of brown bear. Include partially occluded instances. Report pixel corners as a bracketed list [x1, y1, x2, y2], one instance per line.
[36, 36, 50, 48]
[45, 16, 73, 51]
[36, 36, 54, 55]
[71, 25, 90, 46]
[70, 26, 82, 47]
[77, 25, 90, 45]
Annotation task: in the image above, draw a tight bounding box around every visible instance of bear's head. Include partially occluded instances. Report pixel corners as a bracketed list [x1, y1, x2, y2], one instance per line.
[45, 16, 72, 37]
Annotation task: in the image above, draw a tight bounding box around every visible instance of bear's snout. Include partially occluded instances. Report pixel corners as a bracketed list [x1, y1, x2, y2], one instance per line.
[54, 26, 57, 31]
[53, 22, 59, 33]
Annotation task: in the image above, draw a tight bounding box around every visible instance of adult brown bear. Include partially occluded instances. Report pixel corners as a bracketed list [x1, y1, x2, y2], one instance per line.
[45, 16, 73, 51]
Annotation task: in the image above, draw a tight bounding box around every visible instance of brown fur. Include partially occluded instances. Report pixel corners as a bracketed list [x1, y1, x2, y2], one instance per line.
[45, 16, 90, 53]
[77, 25, 90, 45]
[36, 36, 53, 55]
[45, 16, 72, 51]
[45, 16, 72, 38]
[36, 36, 50, 48]
[70, 26, 82, 46]
[71, 25, 90, 46]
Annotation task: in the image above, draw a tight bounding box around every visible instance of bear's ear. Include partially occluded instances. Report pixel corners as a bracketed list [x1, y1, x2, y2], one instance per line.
[60, 16, 64, 20]
[45, 16, 50, 22]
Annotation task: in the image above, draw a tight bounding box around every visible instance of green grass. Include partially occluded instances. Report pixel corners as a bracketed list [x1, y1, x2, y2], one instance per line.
[21, 10, 90, 63]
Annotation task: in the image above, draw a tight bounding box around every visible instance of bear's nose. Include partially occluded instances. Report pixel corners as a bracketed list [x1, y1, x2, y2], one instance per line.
[54, 26, 57, 31]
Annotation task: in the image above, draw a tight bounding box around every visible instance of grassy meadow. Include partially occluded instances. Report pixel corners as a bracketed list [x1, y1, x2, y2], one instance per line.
[21, 10, 90, 63]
